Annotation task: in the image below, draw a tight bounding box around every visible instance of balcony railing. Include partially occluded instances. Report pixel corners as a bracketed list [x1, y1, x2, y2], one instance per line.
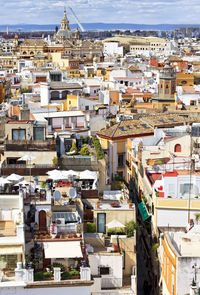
[126, 160, 131, 169]
[5, 140, 56, 151]
[1, 164, 56, 177]
[56, 223, 76, 234]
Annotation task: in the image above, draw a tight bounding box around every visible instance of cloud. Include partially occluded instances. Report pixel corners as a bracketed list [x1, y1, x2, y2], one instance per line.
[0, 0, 200, 24]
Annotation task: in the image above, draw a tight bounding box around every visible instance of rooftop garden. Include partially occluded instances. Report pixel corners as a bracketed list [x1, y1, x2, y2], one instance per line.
[67, 136, 104, 160]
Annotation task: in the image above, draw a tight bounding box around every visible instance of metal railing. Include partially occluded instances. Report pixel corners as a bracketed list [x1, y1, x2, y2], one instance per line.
[56, 223, 76, 234]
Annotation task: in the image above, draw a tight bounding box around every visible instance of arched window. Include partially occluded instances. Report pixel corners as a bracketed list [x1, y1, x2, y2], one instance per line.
[30, 51, 34, 55]
[23, 51, 27, 55]
[174, 144, 181, 153]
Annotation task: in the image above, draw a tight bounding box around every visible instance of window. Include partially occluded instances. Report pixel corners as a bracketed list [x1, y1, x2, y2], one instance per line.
[33, 127, 44, 140]
[85, 106, 89, 111]
[0, 255, 17, 270]
[99, 267, 110, 275]
[12, 129, 26, 140]
[179, 183, 199, 197]
[97, 213, 106, 233]
[171, 265, 175, 294]
[118, 154, 124, 168]
[122, 251, 125, 269]
[174, 144, 181, 153]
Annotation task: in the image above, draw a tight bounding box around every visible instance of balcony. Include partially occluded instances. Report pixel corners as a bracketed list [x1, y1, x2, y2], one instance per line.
[1, 163, 56, 176]
[0, 222, 16, 237]
[126, 160, 131, 170]
[5, 139, 56, 152]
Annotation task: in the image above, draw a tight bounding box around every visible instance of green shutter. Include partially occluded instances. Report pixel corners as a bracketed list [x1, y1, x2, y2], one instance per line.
[138, 202, 150, 221]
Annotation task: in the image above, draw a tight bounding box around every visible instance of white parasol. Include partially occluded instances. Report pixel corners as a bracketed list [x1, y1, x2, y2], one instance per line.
[106, 219, 125, 229]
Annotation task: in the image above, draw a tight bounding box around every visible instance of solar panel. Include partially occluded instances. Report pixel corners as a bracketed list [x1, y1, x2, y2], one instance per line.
[169, 118, 177, 122]
[141, 124, 149, 129]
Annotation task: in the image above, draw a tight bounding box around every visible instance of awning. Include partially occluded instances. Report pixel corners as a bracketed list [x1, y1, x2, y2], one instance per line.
[43, 241, 83, 259]
[138, 202, 150, 221]
[0, 245, 23, 255]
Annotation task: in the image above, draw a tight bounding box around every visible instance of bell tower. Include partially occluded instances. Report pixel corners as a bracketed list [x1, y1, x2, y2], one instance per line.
[158, 63, 176, 99]
[60, 8, 70, 31]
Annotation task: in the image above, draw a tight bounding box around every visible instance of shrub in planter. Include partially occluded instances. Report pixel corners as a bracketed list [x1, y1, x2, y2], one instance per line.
[69, 270, 80, 276]
[34, 272, 44, 281]
[61, 271, 70, 280]
[107, 229, 115, 236]
[116, 228, 125, 235]
[43, 272, 52, 279]
[70, 142, 78, 154]
[86, 222, 96, 233]
[126, 221, 138, 237]
[80, 145, 89, 156]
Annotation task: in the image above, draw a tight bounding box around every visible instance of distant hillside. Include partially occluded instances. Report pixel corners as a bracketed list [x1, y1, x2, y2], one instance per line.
[0, 23, 200, 32]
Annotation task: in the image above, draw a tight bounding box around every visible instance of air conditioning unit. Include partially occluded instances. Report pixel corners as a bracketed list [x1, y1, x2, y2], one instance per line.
[56, 218, 65, 225]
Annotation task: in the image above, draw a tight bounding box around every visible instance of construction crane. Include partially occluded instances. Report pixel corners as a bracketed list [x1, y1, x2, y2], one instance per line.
[68, 7, 85, 32]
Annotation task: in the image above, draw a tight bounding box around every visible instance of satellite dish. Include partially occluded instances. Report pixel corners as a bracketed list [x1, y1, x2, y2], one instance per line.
[69, 188, 77, 198]
[53, 190, 61, 201]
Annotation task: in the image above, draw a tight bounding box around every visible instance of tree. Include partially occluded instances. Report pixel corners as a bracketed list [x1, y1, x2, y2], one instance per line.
[126, 221, 138, 237]
[70, 141, 78, 154]
[80, 145, 89, 156]
[52, 156, 58, 166]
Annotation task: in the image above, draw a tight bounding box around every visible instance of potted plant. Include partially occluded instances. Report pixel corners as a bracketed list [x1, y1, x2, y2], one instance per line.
[110, 201, 120, 208]
[97, 200, 100, 209]
[191, 278, 196, 289]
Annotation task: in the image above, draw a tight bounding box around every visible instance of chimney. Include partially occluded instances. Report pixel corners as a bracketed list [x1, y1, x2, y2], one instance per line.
[19, 109, 30, 121]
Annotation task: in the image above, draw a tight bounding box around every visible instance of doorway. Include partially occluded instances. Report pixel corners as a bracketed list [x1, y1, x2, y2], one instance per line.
[39, 210, 47, 230]
[97, 213, 106, 233]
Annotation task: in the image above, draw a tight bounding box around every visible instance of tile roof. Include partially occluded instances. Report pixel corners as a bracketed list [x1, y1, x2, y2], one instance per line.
[21, 39, 47, 46]
[97, 119, 154, 139]
[50, 82, 82, 90]
[140, 115, 191, 128]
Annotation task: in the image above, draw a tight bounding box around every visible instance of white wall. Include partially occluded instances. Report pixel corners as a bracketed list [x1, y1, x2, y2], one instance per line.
[40, 83, 50, 106]
[88, 254, 123, 288]
[89, 115, 107, 133]
[104, 42, 124, 57]
[176, 257, 200, 295]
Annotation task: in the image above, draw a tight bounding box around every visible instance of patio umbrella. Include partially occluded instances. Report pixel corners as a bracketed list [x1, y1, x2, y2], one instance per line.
[7, 173, 23, 182]
[106, 219, 125, 229]
[47, 170, 65, 181]
[18, 155, 36, 162]
[0, 177, 11, 185]
[47, 169, 60, 176]
[62, 170, 80, 178]
[79, 170, 97, 180]
[14, 180, 30, 186]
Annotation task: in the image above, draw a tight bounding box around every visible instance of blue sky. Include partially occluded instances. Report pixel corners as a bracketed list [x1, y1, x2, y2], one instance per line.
[0, 0, 200, 24]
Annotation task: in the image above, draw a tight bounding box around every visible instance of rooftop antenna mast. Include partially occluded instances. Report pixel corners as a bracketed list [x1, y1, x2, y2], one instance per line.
[68, 7, 85, 32]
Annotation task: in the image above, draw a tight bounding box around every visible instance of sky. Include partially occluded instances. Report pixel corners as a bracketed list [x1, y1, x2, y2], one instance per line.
[0, 0, 200, 25]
